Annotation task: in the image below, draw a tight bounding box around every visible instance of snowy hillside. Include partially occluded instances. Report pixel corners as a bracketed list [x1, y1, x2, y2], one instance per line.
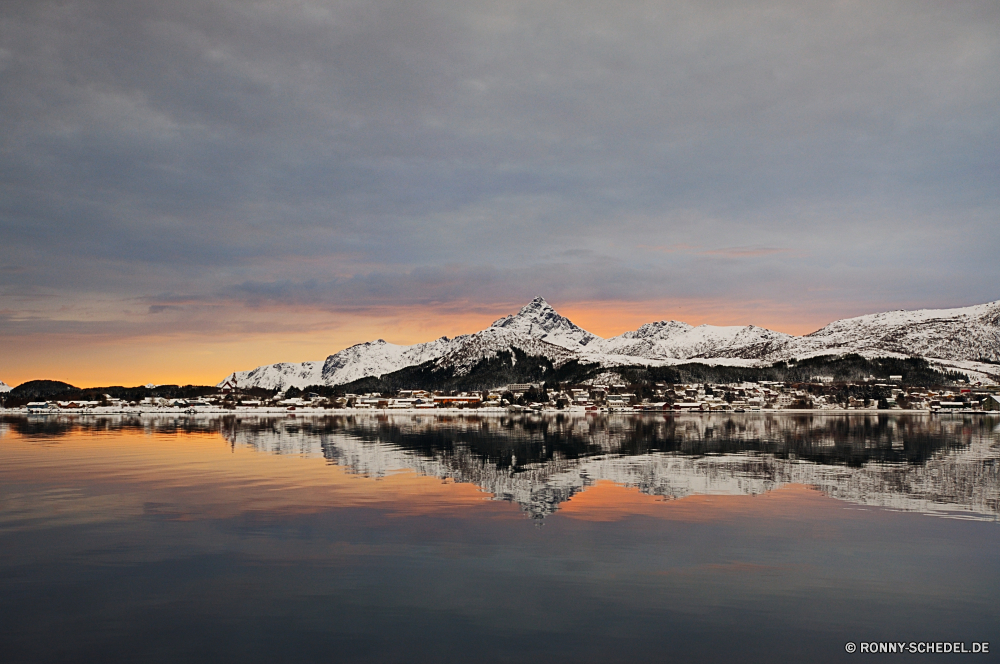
[221, 298, 1000, 389]
[490, 296, 598, 349]
[224, 298, 584, 390]
[320, 338, 453, 385]
[433, 327, 578, 376]
[593, 321, 795, 361]
[222, 340, 442, 392]
[586, 301, 1000, 370]
[223, 360, 324, 392]
[790, 301, 1000, 362]
[0, 381, 11, 393]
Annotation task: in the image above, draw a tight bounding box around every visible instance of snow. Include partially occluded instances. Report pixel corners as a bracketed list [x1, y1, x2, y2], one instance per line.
[222, 298, 1000, 389]
[223, 361, 324, 392]
[593, 321, 794, 361]
[0, 381, 11, 393]
[490, 296, 598, 349]
[321, 338, 451, 384]
[796, 301, 1000, 362]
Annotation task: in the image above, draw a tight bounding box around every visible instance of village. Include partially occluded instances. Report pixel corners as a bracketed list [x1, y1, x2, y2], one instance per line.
[8, 376, 1000, 415]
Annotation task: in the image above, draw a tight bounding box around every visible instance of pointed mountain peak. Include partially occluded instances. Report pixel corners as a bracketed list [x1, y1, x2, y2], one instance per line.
[490, 297, 599, 348]
[519, 296, 554, 315]
[492, 297, 559, 327]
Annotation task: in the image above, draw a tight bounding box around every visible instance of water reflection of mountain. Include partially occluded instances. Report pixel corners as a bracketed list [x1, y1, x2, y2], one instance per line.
[3, 413, 998, 520]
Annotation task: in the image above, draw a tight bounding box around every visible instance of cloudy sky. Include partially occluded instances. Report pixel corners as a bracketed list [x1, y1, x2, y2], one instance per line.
[1, 0, 998, 386]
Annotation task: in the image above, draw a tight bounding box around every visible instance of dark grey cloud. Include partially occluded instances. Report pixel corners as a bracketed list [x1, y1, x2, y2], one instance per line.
[1, 0, 998, 338]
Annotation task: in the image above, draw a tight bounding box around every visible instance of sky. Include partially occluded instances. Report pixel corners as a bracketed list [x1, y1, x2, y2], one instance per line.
[1, 0, 998, 387]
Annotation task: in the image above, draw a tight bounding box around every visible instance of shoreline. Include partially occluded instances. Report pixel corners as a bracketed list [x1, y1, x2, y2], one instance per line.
[1, 407, 993, 417]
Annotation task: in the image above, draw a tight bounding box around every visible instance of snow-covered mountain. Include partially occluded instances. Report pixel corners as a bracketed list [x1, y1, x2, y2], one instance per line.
[793, 302, 1000, 362]
[490, 296, 598, 349]
[594, 321, 795, 361]
[226, 359, 324, 392]
[221, 298, 1000, 389]
[0, 381, 11, 393]
[320, 338, 452, 385]
[224, 297, 582, 390]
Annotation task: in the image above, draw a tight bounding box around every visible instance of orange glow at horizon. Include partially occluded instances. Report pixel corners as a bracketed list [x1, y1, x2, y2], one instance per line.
[0, 297, 860, 387]
[557, 298, 836, 338]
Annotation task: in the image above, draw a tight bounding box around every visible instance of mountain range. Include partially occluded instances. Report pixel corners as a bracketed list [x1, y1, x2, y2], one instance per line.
[221, 297, 1000, 390]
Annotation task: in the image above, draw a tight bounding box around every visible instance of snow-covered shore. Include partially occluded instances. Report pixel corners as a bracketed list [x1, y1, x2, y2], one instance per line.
[0, 406, 964, 416]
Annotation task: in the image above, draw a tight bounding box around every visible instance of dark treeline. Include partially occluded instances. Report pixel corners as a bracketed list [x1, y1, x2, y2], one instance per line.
[292, 353, 967, 397]
[616, 355, 966, 386]
[2, 380, 273, 408]
[3, 354, 967, 407]
[332, 348, 606, 394]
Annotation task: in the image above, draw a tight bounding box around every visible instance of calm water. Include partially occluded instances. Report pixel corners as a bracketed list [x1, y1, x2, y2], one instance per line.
[1, 413, 998, 663]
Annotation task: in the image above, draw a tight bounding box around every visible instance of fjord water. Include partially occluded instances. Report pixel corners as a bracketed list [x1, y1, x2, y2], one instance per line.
[1, 414, 998, 663]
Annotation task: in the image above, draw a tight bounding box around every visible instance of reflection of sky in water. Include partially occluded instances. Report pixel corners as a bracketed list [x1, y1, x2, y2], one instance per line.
[1, 414, 998, 663]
